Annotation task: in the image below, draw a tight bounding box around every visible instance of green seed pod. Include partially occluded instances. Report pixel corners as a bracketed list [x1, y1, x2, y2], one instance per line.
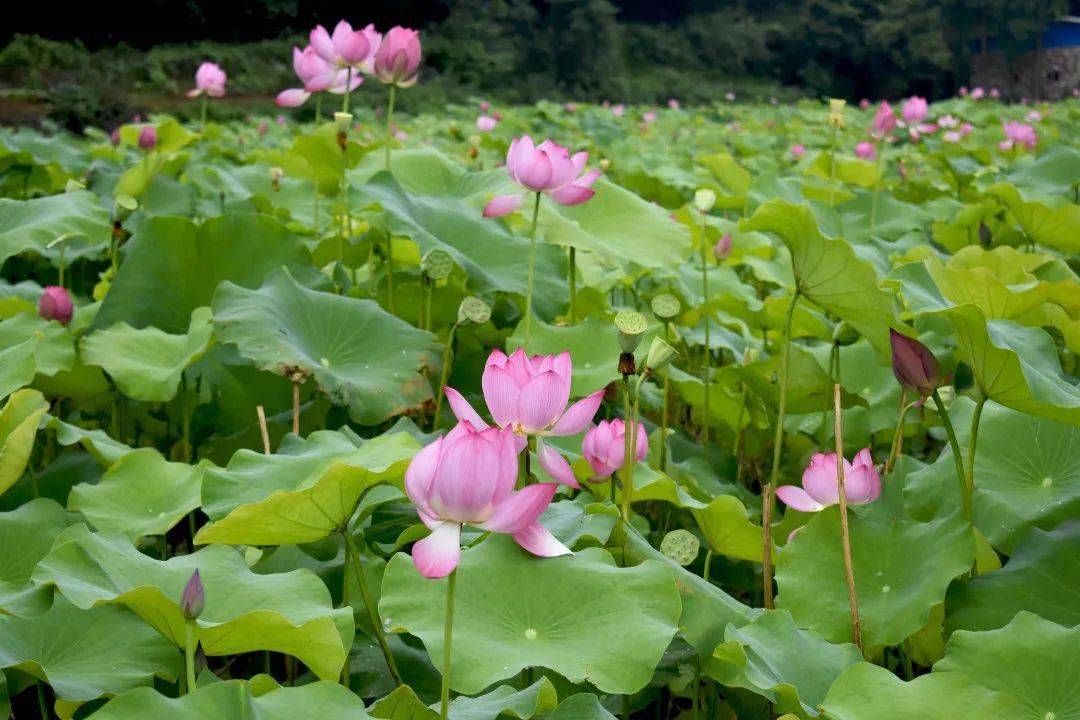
[458, 296, 492, 325]
[660, 529, 700, 566]
[694, 188, 717, 213]
[644, 336, 678, 372]
[334, 111, 353, 132]
[615, 311, 648, 354]
[113, 194, 138, 222]
[421, 249, 455, 281]
[651, 293, 681, 320]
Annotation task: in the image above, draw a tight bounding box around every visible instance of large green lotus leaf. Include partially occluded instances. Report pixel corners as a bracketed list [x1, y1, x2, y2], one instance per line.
[95, 214, 309, 333]
[353, 148, 506, 201]
[68, 448, 205, 540]
[359, 171, 566, 318]
[945, 522, 1080, 632]
[775, 507, 972, 648]
[200, 429, 362, 520]
[0, 312, 74, 377]
[446, 678, 558, 720]
[0, 498, 67, 616]
[0, 389, 49, 496]
[621, 524, 756, 657]
[32, 525, 353, 681]
[820, 663, 1024, 720]
[380, 534, 681, 695]
[935, 611, 1079, 720]
[0, 190, 110, 265]
[212, 269, 438, 425]
[988, 183, 1080, 253]
[367, 684, 439, 720]
[195, 432, 418, 546]
[0, 337, 37, 399]
[539, 177, 691, 270]
[1006, 144, 1080, 196]
[0, 597, 180, 718]
[282, 122, 370, 195]
[80, 307, 214, 402]
[892, 261, 1080, 425]
[742, 200, 895, 352]
[50, 417, 134, 467]
[705, 609, 862, 719]
[87, 679, 369, 720]
[906, 402, 1080, 552]
[692, 495, 769, 563]
[543, 694, 617, 720]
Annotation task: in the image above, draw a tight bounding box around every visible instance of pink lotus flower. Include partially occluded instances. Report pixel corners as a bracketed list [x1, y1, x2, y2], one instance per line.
[790, 144, 806, 159]
[611, 104, 625, 117]
[137, 125, 157, 151]
[713, 232, 733, 261]
[938, 115, 958, 129]
[277, 115, 287, 126]
[855, 141, 876, 160]
[39, 286, 73, 325]
[943, 131, 961, 143]
[971, 87, 986, 100]
[405, 421, 569, 578]
[643, 111, 657, 123]
[582, 419, 647, 481]
[187, 62, 226, 98]
[775, 449, 881, 512]
[311, 21, 377, 70]
[870, 101, 897, 139]
[668, 98, 680, 110]
[959, 86, 969, 97]
[109, 128, 120, 146]
[482, 136, 601, 217]
[374, 26, 422, 87]
[989, 87, 1000, 99]
[443, 348, 605, 488]
[959, 122, 974, 136]
[1003, 121, 1037, 150]
[480, 101, 490, 112]
[1026, 110, 1042, 123]
[476, 115, 498, 132]
[276, 45, 362, 107]
[901, 96, 928, 124]
[859, 98, 870, 110]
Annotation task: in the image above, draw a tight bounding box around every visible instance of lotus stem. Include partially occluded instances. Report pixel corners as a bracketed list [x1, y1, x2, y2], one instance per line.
[659, 326, 671, 472]
[703, 549, 713, 584]
[699, 210, 711, 454]
[315, 93, 322, 124]
[621, 375, 642, 523]
[966, 395, 986, 516]
[384, 85, 396, 171]
[869, 147, 885, 232]
[424, 277, 435, 332]
[834, 383, 863, 651]
[762, 289, 799, 609]
[523, 192, 542, 349]
[184, 621, 197, 694]
[200, 95, 207, 128]
[432, 323, 459, 429]
[441, 568, 458, 720]
[568, 246, 577, 324]
[386, 235, 396, 315]
[256, 405, 271, 455]
[931, 389, 971, 521]
[344, 532, 402, 686]
[884, 391, 913, 474]
[37, 681, 50, 719]
[828, 124, 839, 205]
[292, 380, 301, 435]
[343, 67, 352, 115]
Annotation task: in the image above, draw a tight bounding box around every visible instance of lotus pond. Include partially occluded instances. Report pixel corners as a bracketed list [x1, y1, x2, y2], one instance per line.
[0, 76, 1078, 720]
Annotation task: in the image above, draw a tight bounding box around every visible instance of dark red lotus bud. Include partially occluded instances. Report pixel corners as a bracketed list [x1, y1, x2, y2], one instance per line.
[181, 569, 205, 620]
[890, 329, 942, 397]
[39, 286, 73, 325]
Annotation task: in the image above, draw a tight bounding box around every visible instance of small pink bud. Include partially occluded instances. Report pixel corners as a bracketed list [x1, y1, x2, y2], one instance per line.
[38, 286, 73, 325]
[137, 125, 157, 151]
[109, 128, 121, 146]
[181, 569, 205, 620]
[713, 233, 733, 261]
[890, 329, 942, 397]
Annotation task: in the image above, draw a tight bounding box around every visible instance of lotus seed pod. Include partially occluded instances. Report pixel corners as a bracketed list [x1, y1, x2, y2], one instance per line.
[113, 194, 138, 221]
[458, 296, 491, 325]
[615, 311, 648, 354]
[421, 249, 454, 280]
[693, 188, 717, 213]
[334, 111, 353, 132]
[651, 293, 681, 320]
[644, 336, 678, 372]
[660, 529, 700, 566]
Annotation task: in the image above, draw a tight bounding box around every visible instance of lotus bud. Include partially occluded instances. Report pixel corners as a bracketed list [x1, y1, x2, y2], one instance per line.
[644, 336, 678, 373]
[713, 232, 732, 261]
[181, 569, 205, 620]
[832, 321, 860, 346]
[660, 529, 700, 566]
[137, 125, 157, 151]
[269, 166, 284, 192]
[693, 188, 716, 213]
[109, 127, 121, 146]
[889, 329, 943, 397]
[650, 293, 681, 320]
[599, 158, 611, 171]
[38, 286, 73, 325]
[457, 296, 491, 325]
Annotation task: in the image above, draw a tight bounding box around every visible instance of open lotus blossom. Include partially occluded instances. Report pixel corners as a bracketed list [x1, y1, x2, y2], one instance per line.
[374, 26, 422, 87]
[870, 101, 897, 139]
[611, 103, 626, 117]
[276, 45, 362, 107]
[582, 419, 648, 481]
[1026, 110, 1042, 122]
[311, 21, 378, 70]
[482, 135, 601, 217]
[38, 286, 73, 325]
[971, 87, 986, 100]
[444, 348, 605, 488]
[406, 421, 570, 578]
[476, 114, 498, 132]
[938, 114, 959, 129]
[187, 62, 227, 98]
[901, 96, 928, 124]
[855, 141, 876, 160]
[1002, 121, 1038, 150]
[790, 143, 806, 158]
[776, 449, 881, 512]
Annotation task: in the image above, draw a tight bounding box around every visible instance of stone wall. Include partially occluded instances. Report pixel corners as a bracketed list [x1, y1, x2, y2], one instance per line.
[972, 46, 1080, 100]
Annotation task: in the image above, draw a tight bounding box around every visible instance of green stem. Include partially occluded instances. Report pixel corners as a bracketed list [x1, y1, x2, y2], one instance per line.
[384, 85, 396, 171]
[37, 680, 50, 719]
[869, 147, 885, 232]
[432, 324, 459, 429]
[931, 390, 971, 521]
[568, 246, 577, 324]
[180, 375, 192, 464]
[820, 343, 838, 447]
[659, 327, 671, 472]
[441, 569, 457, 720]
[700, 211, 711, 453]
[828, 124, 839, 205]
[184, 621, 197, 694]
[523, 192, 542, 349]
[424, 278, 435, 332]
[703, 549, 713, 584]
[58, 244, 65, 288]
[339, 132, 349, 272]
[315, 93, 323, 124]
[200, 95, 207, 128]
[965, 395, 987, 518]
[344, 533, 402, 686]
[386, 235, 396, 315]
[885, 392, 914, 475]
[621, 375, 642, 523]
[762, 290, 799, 609]
[343, 67, 353, 114]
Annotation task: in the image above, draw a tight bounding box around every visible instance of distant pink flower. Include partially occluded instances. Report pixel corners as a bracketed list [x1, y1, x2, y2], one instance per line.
[643, 111, 657, 123]
[943, 131, 961, 143]
[1002, 121, 1037, 150]
[859, 98, 870, 110]
[775, 449, 881, 512]
[713, 232, 733, 261]
[582, 419, 647, 481]
[790, 144, 806, 158]
[959, 122, 974, 136]
[870, 102, 897, 139]
[482, 135, 601, 217]
[276, 115, 287, 126]
[405, 421, 569, 578]
[917, 122, 939, 135]
[476, 115, 498, 132]
[564, 102, 578, 113]
[374, 26, 422, 87]
[855, 141, 876, 160]
[109, 128, 120, 146]
[311, 21, 378, 70]
[901, 96, 928, 124]
[959, 86, 969, 97]
[187, 62, 226, 98]
[137, 125, 157, 150]
[989, 87, 1000, 99]
[39, 286, 73, 325]
[668, 98, 680, 110]
[443, 348, 605, 489]
[938, 115, 958, 129]
[971, 87, 986, 100]
[1026, 110, 1042, 122]
[611, 104, 625, 117]
[480, 101, 490, 112]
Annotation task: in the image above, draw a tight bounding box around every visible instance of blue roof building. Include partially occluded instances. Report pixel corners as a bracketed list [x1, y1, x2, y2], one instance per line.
[972, 16, 1080, 100]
